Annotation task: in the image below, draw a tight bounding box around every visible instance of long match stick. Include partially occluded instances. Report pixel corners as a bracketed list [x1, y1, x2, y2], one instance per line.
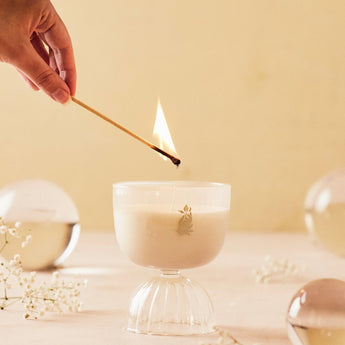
[71, 97, 181, 167]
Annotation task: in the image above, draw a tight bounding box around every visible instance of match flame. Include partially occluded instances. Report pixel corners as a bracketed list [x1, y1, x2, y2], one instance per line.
[153, 100, 177, 159]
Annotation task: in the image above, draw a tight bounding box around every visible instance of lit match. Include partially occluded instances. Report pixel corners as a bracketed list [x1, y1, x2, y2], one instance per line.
[71, 97, 181, 167]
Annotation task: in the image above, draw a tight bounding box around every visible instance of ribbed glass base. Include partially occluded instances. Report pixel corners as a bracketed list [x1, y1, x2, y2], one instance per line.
[127, 271, 215, 336]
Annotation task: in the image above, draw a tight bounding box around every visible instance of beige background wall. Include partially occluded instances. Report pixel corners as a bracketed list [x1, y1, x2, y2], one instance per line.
[0, 0, 344, 232]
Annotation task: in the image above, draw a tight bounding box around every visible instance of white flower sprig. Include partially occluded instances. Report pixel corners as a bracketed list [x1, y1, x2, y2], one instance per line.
[0, 219, 32, 251]
[21, 271, 87, 319]
[253, 255, 307, 284]
[0, 254, 24, 309]
[0, 218, 87, 319]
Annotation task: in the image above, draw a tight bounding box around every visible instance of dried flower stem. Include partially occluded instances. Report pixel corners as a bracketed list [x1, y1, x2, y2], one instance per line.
[0, 233, 9, 254]
[0, 297, 21, 309]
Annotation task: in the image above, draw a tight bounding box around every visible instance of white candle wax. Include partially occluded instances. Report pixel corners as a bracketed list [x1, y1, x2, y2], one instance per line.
[115, 205, 228, 270]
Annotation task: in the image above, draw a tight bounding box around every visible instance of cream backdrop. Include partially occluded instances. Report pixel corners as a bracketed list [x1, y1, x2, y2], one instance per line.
[0, 0, 344, 232]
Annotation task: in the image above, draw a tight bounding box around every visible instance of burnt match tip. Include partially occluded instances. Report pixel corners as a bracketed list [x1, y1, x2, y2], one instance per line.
[171, 157, 181, 167]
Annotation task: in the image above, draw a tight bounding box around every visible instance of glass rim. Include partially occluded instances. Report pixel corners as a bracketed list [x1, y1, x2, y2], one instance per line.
[113, 181, 231, 190]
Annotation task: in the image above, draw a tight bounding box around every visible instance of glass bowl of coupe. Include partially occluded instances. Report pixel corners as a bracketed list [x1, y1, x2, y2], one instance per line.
[113, 181, 231, 336]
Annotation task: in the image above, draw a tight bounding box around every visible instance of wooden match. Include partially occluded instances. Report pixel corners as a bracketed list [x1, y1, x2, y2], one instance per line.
[71, 97, 181, 167]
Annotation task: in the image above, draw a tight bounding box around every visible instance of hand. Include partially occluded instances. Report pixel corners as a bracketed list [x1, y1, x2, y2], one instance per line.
[0, 0, 76, 104]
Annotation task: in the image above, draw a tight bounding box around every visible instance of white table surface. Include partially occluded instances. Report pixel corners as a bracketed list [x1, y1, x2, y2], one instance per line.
[1, 231, 344, 345]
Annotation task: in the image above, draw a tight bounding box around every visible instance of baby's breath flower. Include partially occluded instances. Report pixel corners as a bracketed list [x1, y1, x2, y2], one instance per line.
[77, 302, 83, 312]
[19, 269, 86, 319]
[253, 255, 307, 283]
[8, 228, 17, 236]
[20, 234, 32, 248]
[0, 219, 86, 319]
[0, 219, 32, 250]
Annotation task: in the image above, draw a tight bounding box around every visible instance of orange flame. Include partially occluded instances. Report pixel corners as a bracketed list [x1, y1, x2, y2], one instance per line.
[153, 100, 177, 160]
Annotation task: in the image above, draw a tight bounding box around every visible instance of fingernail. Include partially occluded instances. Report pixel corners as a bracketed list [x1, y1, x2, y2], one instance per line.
[52, 88, 70, 104]
[60, 70, 67, 81]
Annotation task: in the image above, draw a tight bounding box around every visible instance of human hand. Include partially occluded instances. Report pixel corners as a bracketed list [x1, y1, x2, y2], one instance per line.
[0, 0, 76, 104]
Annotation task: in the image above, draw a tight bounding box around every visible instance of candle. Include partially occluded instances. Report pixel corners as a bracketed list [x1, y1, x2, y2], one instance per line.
[113, 181, 231, 336]
[112, 103, 231, 336]
[114, 204, 228, 269]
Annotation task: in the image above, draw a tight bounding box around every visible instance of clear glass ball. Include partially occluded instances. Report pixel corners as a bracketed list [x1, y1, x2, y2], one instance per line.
[287, 279, 345, 345]
[305, 169, 345, 256]
[0, 179, 80, 270]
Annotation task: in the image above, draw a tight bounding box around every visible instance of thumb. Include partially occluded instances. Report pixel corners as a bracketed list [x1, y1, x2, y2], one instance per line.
[13, 42, 71, 104]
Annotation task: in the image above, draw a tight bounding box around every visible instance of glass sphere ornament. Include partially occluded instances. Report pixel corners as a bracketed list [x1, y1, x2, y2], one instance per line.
[305, 169, 345, 257]
[287, 279, 345, 345]
[0, 179, 80, 270]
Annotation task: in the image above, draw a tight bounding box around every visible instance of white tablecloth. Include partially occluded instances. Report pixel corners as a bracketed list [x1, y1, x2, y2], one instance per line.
[1, 232, 344, 345]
